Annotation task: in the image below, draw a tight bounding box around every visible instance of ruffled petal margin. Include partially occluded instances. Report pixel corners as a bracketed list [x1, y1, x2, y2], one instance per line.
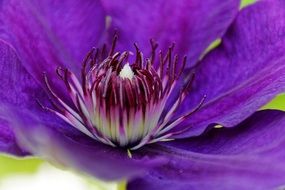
[176, 0, 285, 137]
[102, 0, 240, 67]
[129, 110, 285, 190]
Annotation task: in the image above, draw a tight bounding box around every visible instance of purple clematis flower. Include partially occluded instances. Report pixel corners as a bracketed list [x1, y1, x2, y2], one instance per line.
[1, 0, 285, 189]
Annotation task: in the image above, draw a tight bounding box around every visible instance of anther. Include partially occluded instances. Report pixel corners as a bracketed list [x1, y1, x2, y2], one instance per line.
[41, 34, 205, 149]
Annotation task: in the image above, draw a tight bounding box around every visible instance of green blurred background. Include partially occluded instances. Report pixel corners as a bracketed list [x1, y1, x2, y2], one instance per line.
[0, 0, 284, 189]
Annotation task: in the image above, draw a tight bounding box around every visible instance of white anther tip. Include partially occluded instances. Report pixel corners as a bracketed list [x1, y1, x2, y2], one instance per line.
[119, 63, 134, 80]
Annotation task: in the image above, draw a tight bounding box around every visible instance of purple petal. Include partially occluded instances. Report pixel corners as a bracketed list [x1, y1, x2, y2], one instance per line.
[1, 0, 106, 94]
[2, 106, 166, 181]
[0, 39, 43, 156]
[128, 110, 285, 190]
[175, 0, 285, 137]
[0, 118, 29, 156]
[0, 39, 45, 109]
[102, 0, 240, 66]
[0, 39, 80, 156]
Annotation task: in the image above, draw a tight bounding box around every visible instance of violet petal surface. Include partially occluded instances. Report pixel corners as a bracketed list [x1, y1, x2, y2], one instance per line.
[101, 0, 240, 67]
[1, 105, 167, 181]
[129, 110, 285, 190]
[176, 0, 285, 137]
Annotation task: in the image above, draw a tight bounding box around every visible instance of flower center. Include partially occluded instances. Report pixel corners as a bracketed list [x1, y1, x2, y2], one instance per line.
[42, 36, 205, 150]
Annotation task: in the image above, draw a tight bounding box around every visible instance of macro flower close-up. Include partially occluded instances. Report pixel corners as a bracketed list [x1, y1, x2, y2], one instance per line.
[1, 0, 285, 189]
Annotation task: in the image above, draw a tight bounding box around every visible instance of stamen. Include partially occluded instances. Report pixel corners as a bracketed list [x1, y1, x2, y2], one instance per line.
[41, 35, 205, 150]
[127, 149, 133, 158]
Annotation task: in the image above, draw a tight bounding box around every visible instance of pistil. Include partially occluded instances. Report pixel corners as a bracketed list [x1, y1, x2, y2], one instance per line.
[42, 35, 205, 150]
[119, 63, 134, 80]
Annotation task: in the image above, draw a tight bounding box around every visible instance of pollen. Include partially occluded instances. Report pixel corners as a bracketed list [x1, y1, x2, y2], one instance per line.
[214, 125, 223, 129]
[119, 63, 134, 79]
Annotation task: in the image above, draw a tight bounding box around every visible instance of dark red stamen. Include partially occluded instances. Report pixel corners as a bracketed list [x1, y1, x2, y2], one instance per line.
[41, 35, 206, 149]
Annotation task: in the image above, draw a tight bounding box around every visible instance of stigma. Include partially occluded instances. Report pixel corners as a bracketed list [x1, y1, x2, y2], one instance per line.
[119, 63, 134, 79]
[42, 35, 205, 150]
